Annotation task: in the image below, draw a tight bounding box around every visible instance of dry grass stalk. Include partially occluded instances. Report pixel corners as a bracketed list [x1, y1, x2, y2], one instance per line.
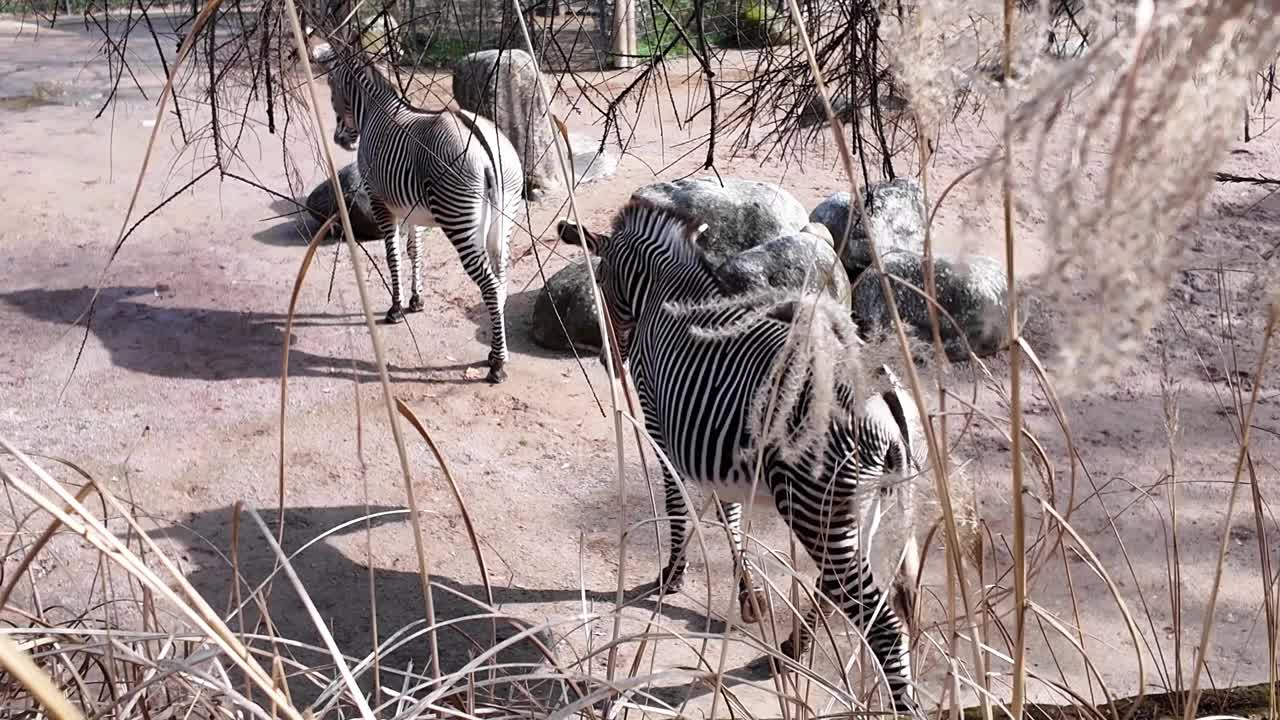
[242, 507, 377, 719]
[1182, 304, 1278, 720]
[0, 633, 86, 720]
[278, 212, 338, 541]
[999, 1, 1029, 717]
[279, 1, 444, 682]
[0, 442, 307, 719]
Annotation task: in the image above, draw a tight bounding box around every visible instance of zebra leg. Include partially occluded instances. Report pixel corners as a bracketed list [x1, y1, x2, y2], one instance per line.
[370, 200, 405, 324]
[718, 501, 767, 623]
[657, 464, 689, 593]
[406, 225, 426, 313]
[485, 269, 509, 384]
[890, 482, 921, 638]
[892, 533, 921, 638]
[441, 230, 509, 384]
[773, 503, 915, 712]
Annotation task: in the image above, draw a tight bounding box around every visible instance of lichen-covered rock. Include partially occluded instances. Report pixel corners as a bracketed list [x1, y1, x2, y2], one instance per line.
[453, 49, 558, 198]
[305, 163, 381, 240]
[531, 257, 604, 353]
[631, 177, 809, 263]
[809, 177, 926, 277]
[852, 251, 1011, 361]
[716, 226, 851, 307]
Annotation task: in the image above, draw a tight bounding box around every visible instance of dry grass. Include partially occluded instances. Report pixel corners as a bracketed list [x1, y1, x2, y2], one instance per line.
[3, 0, 1280, 719]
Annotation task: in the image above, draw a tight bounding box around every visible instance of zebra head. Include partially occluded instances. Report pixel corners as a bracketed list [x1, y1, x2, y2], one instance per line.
[303, 28, 360, 151]
[310, 41, 390, 153]
[324, 59, 363, 152]
[559, 200, 710, 367]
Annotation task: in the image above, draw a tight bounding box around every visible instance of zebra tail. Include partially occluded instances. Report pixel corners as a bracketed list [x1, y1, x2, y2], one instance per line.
[481, 164, 506, 276]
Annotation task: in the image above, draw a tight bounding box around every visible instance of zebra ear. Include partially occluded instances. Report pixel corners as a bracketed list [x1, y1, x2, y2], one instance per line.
[557, 219, 607, 254]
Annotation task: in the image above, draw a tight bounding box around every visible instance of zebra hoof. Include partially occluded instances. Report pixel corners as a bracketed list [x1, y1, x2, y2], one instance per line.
[738, 587, 768, 624]
[407, 295, 425, 313]
[384, 305, 405, 324]
[779, 634, 810, 663]
[657, 565, 686, 593]
[486, 365, 507, 384]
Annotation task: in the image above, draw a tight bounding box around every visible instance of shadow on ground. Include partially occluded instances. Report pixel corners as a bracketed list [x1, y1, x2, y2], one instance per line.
[147, 504, 745, 709]
[0, 286, 483, 384]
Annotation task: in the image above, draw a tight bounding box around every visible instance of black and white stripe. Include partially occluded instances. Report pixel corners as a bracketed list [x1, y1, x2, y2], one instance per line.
[316, 43, 524, 383]
[564, 199, 927, 712]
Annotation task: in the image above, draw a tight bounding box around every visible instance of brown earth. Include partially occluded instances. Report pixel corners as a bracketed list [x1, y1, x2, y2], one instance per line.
[0, 12, 1277, 717]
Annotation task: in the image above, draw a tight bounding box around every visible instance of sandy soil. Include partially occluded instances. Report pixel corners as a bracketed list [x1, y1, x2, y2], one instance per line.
[1, 12, 1277, 716]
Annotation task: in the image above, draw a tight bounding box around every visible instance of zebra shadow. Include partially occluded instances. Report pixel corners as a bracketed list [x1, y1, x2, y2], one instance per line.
[0, 285, 437, 384]
[146, 503, 732, 708]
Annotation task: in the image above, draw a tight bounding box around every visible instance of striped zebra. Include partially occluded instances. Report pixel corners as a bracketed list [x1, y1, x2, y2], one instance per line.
[561, 199, 926, 712]
[307, 33, 524, 383]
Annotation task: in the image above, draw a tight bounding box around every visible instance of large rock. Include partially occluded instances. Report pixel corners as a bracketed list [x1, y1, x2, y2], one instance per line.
[631, 177, 809, 263]
[305, 163, 381, 240]
[716, 223, 851, 307]
[566, 132, 619, 187]
[809, 177, 926, 277]
[852, 252, 1011, 361]
[453, 49, 559, 199]
[531, 257, 605, 353]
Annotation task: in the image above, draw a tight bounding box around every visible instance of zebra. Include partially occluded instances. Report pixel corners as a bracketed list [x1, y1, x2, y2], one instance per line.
[560, 199, 927, 713]
[306, 32, 524, 383]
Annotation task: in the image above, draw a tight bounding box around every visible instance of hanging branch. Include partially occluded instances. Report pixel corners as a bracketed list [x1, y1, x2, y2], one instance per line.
[1214, 171, 1280, 186]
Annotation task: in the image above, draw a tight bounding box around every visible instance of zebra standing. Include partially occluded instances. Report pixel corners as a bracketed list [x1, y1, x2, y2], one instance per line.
[561, 199, 927, 713]
[307, 33, 524, 383]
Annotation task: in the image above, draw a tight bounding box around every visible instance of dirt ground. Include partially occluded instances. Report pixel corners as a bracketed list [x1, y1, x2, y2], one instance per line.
[1, 12, 1278, 716]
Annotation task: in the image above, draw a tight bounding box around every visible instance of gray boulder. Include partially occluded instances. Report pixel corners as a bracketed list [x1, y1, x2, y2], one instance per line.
[305, 163, 381, 240]
[531, 257, 605, 353]
[809, 177, 926, 277]
[566, 131, 619, 187]
[716, 224, 851, 307]
[453, 49, 559, 199]
[632, 177, 809, 263]
[852, 252, 1011, 361]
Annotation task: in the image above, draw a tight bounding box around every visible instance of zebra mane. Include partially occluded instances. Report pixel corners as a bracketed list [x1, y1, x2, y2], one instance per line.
[355, 57, 450, 117]
[610, 198, 715, 275]
[348, 54, 395, 93]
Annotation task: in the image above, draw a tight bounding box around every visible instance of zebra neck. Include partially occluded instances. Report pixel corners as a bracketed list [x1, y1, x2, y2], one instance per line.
[652, 262, 721, 307]
[352, 77, 405, 128]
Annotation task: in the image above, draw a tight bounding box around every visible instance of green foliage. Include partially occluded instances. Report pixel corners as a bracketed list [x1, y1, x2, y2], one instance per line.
[398, 34, 474, 68]
[20, 0, 152, 12]
[634, 0, 729, 59]
[636, 33, 692, 58]
[725, 0, 790, 49]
